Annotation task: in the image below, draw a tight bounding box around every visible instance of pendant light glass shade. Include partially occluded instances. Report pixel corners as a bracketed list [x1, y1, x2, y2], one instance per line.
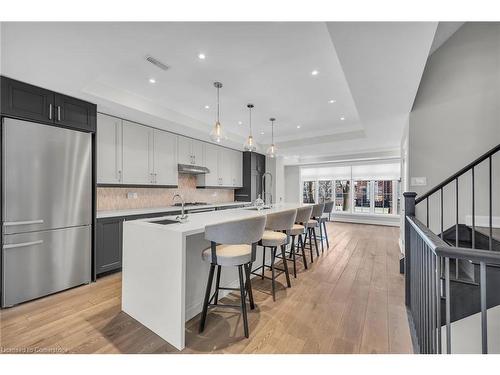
[266, 117, 277, 158]
[244, 104, 256, 152]
[209, 82, 226, 143]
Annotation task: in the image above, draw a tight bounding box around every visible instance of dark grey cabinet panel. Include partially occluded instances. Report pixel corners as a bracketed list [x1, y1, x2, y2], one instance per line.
[55, 93, 96, 132]
[1, 76, 96, 133]
[1, 76, 54, 123]
[96, 218, 122, 275]
[235, 151, 266, 202]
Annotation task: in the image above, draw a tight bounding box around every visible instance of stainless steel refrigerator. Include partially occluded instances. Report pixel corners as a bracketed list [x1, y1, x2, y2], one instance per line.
[2, 118, 92, 307]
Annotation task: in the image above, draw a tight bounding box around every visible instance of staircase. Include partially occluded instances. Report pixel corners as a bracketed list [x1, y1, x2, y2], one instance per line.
[404, 143, 500, 354]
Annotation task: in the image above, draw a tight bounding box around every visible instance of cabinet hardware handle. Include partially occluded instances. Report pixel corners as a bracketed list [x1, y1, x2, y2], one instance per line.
[3, 219, 44, 227]
[57, 106, 61, 121]
[48, 104, 53, 120]
[3, 240, 43, 250]
[118, 170, 122, 182]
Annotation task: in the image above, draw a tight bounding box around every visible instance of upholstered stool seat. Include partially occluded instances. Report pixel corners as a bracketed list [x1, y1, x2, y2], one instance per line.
[202, 244, 252, 267]
[287, 223, 305, 236]
[306, 219, 318, 228]
[260, 230, 288, 247]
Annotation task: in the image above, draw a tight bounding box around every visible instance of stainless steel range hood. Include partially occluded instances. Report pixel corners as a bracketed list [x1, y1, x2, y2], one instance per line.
[178, 163, 210, 174]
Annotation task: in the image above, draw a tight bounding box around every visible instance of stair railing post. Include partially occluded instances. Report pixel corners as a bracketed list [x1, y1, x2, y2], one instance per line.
[404, 192, 417, 307]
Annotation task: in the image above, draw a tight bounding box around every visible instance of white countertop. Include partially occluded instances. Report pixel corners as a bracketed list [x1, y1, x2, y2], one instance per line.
[132, 203, 307, 236]
[97, 201, 251, 219]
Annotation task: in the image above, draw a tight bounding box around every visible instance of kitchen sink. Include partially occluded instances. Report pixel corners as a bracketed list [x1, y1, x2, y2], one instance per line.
[150, 219, 180, 225]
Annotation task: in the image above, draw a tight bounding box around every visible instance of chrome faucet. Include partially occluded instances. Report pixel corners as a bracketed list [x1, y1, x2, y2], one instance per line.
[262, 172, 273, 206]
[172, 194, 188, 222]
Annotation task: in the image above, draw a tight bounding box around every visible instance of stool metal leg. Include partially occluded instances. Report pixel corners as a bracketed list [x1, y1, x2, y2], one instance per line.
[271, 247, 276, 301]
[213, 265, 221, 305]
[308, 228, 314, 263]
[290, 235, 297, 278]
[319, 220, 324, 253]
[323, 220, 329, 249]
[199, 263, 216, 333]
[281, 244, 291, 287]
[261, 246, 266, 279]
[244, 263, 255, 310]
[238, 265, 249, 338]
[312, 226, 320, 257]
[299, 234, 308, 270]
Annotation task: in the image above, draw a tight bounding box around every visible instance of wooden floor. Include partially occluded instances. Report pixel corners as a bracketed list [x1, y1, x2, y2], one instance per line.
[0, 222, 413, 354]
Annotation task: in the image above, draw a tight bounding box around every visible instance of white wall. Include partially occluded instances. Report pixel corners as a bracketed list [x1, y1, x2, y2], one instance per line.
[409, 22, 500, 230]
[284, 165, 300, 203]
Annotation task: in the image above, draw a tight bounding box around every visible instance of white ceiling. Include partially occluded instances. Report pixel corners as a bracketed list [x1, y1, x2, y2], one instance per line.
[0, 22, 438, 160]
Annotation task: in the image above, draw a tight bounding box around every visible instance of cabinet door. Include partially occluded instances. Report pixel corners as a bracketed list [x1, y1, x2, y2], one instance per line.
[96, 218, 122, 275]
[191, 139, 205, 166]
[218, 148, 232, 186]
[233, 150, 243, 187]
[1, 76, 54, 123]
[54, 93, 96, 132]
[204, 143, 220, 186]
[122, 121, 153, 185]
[177, 135, 192, 165]
[153, 129, 178, 186]
[97, 114, 122, 184]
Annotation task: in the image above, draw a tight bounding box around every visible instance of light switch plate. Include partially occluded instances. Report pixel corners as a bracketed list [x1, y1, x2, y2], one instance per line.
[411, 177, 427, 186]
[127, 192, 138, 199]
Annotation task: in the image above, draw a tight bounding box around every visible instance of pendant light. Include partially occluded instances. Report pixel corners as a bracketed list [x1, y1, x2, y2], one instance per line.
[266, 117, 277, 158]
[209, 81, 226, 143]
[243, 104, 256, 152]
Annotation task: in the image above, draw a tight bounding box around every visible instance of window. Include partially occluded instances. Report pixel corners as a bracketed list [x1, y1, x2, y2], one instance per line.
[354, 180, 371, 213]
[374, 180, 393, 214]
[334, 180, 350, 212]
[302, 181, 316, 203]
[318, 180, 333, 202]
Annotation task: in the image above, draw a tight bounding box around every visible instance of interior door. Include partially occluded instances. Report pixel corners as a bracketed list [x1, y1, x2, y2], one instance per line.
[97, 113, 123, 184]
[3, 118, 92, 234]
[122, 121, 153, 185]
[153, 129, 177, 186]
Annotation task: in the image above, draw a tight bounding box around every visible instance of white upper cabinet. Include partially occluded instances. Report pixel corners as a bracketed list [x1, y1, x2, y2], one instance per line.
[178, 135, 205, 166]
[97, 113, 123, 184]
[153, 129, 177, 186]
[203, 143, 220, 186]
[218, 148, 232, 186]
[232, 150, 243, 187]
[122, 121, 153, 185]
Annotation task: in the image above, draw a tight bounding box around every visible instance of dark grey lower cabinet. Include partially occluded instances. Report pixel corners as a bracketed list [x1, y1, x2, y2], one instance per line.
[96, 218, 123, 275]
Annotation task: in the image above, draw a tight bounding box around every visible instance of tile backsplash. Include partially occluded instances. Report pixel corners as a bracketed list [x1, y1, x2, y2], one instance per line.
[97, 174, 235, 211]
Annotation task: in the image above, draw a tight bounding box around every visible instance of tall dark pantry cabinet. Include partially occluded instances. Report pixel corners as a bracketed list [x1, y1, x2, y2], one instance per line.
[235, 151, 266, 203]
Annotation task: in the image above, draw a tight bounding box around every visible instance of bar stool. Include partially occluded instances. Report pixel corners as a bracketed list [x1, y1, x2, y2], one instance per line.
[199, 215, 267, 338]
[251, 209, 297, 301]
[286, 205, 313, 278]
[312, 203, 326, 253]
[304, 203, 324, 258]
[319, 201, 334, 250]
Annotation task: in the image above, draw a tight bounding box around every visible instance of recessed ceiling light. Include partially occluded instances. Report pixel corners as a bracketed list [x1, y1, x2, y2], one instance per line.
[204, 105, 210, 109]
[238, 121, 242, 125]
[149, 78, 156, 84]
[198, 53, 206, 60]
[340, 116, 345, 121]
[296, 125, 301, 129]
[328, 99, 336, 104]
[311, 70, 319, 76]
[260, 131, 265, 135]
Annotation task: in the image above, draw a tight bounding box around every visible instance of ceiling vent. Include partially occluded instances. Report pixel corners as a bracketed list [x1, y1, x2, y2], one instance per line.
[145, 55, 169, 71]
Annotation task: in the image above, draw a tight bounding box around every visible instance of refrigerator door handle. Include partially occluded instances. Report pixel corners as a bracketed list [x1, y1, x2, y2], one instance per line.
[3, 240, 43, 250]
[3, 219, 44, 227]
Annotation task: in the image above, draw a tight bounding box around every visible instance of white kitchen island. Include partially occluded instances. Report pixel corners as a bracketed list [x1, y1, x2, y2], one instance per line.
[121, 203, 306, 350]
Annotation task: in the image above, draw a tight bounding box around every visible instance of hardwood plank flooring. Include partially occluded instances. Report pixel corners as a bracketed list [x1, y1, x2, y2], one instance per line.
[0, 222, 413, 354]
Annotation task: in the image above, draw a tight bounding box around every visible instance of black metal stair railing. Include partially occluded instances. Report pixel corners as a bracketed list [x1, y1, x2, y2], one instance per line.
[404, 143, 500, 354]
